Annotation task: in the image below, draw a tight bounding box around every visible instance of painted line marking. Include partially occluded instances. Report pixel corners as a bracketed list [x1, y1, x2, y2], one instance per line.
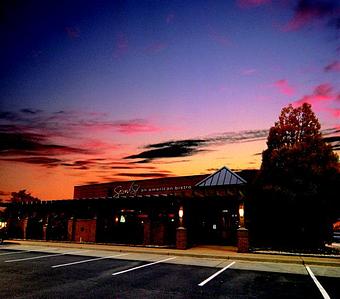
[305, 266, 331, 299]
[52, 253, 129, 268]
[0, 250, 33, 256]
[198, 261, 236, 287]
[112, 256, 176, 276]
[4, 250, 89, 263]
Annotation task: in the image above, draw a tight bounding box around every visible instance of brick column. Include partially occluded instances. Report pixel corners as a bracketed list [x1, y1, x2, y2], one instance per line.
[151, 222, 166, 245]
[176, 227, 187, 249]
[42, 224, 48, 241]
[67, 218, 75, 241]
[237, 227, 249, 253]
[143, 219, 151, 245]
[20, 217, 29, 240]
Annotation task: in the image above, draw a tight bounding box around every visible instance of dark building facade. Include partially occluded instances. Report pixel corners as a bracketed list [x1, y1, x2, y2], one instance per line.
[5, 167, 249, 251]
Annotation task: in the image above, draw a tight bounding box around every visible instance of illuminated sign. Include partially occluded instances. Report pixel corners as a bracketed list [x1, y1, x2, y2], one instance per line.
[112, 182, 192, 198]
[140, 185, 192, 193]
[113, 183, 140, 198]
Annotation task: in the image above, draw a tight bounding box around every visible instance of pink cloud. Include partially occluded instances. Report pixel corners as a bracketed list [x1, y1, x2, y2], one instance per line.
[70, 119, 164, 135]
[237, 0, 271, 9]
[78, 139, 119, 152]
[116, 119, 163, 134]
[283, 10, 320, 31]
[328, 108, 340, 118]
[274, 79, 295, 96]
[293, 83, 337, 107]
[282, 1, 339, 32]
[324, 60, 340, 72]
[320, 107, 340, 119]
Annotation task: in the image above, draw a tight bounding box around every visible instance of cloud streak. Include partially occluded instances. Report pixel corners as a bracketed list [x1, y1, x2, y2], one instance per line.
[125, 125, 340, 163]
[323, 127, 340, 151]
[125, 139, 208, 163]
[0, 108, 166, 171]
[124, 129, 269, 163]
[324, 60, 340, 72]
[283, 0, 340, 32]
[0, 131, 92, 157]
[274, 79, 295, 96]
[116, 172, 172, 178]
[0, 109, 165, 138]
[114, 119, 163, 134]
[0, 157, 62, 167]
[293, 83, 338, 107]
[0, 191, 10, 196]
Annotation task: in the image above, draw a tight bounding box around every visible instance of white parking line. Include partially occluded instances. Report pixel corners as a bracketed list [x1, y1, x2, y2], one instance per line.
[198, 261, 236, 287]
[112, 256, 176, 276]
[305, 266, 331, 299]
[0, 250, 32, 256]
[4, 250, 89, 263]
[52, 253, 129, 268]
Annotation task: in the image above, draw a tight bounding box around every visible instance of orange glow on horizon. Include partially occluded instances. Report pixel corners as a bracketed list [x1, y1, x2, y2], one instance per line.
[0, 139, 265, 201]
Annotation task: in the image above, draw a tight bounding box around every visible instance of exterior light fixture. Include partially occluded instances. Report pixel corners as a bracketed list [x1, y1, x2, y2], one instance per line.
[239, 203, 245, 227]
[119, 215, 126, 223]
[178, 206, 184, 227]
[178, 207, 184, 219]
[239, 206, 244, 218]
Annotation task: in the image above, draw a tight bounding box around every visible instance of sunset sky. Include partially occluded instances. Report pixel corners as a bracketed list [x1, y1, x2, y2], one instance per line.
[1, 0, 339, 200]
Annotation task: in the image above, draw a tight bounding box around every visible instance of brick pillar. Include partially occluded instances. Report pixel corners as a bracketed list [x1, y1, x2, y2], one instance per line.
[20, 217, 29, 240]
[176, 227, 187, 249]
[143, 219, 151, 245]
[152, 222, 166, 245]
[67, 218, 75, 241]
[42, 224, 48, 241]
[237, 227, 249, 253]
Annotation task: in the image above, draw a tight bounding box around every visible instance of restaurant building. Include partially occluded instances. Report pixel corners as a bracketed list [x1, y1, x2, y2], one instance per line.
[5, 167, 249, 252]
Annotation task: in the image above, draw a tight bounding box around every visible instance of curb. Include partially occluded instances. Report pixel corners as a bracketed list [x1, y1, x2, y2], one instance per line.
[3, 240, 340, 267]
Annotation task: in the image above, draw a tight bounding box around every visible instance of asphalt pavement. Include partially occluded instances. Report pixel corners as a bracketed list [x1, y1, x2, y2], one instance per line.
[0, 243, 339, 298]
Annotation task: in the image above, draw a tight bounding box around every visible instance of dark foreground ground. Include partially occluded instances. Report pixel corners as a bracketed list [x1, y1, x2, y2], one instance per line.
[0, 247, 339, 299]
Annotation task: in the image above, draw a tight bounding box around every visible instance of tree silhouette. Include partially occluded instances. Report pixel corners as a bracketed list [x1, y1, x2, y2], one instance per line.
[251, 103, 339, 248]
[10, 190, 40, 203]
[261, 103, 337, 185]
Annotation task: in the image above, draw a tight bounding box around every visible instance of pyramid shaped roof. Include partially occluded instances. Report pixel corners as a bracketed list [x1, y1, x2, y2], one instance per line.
[195, 166, 246, 187]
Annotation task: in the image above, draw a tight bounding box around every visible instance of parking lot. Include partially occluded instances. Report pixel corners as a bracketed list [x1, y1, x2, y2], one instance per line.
[0, 244, 339, 298]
